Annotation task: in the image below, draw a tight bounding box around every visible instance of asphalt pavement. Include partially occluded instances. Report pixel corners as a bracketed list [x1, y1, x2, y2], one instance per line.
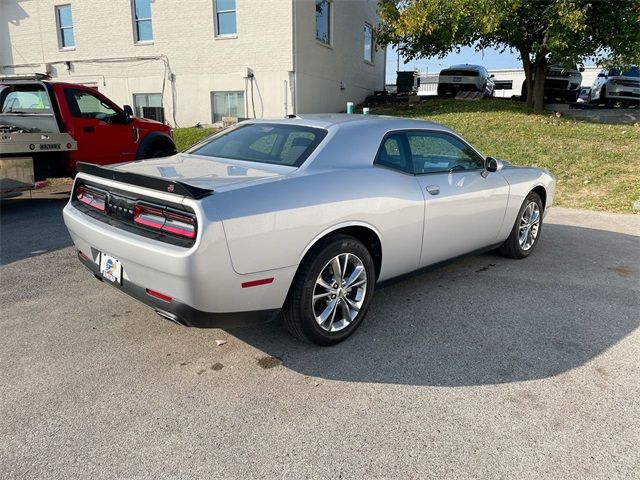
[1, 197, 638, 479]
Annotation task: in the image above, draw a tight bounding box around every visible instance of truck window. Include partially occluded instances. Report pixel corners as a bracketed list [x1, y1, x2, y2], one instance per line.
[1, 87, 52, 114]
[64, 88, 117, 120]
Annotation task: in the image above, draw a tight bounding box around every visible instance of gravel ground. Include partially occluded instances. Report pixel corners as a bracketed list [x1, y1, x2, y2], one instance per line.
[0, 198, 638, 479]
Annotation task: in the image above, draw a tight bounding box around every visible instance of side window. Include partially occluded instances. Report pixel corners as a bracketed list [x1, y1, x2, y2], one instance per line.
[65, 89, 117, 120]
[376, 133, 410, 173]
[408, 132, 483, 174]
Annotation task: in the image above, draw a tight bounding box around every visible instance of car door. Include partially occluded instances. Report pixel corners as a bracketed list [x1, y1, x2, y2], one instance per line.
[62, 87, 136, 166]
[405, 130, 510, 267]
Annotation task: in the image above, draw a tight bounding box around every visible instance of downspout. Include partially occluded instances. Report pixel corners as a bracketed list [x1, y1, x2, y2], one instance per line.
[291, 0, 297, 114]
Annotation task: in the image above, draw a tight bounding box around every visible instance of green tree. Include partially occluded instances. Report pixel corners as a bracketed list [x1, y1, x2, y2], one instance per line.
[377, 0, 640, 112]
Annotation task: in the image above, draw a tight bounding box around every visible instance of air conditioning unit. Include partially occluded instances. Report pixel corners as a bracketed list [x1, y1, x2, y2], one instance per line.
[141, 106, 165, 123]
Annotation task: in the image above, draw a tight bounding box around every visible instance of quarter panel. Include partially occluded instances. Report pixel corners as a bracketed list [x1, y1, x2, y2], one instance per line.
[217, 167, 425, 280]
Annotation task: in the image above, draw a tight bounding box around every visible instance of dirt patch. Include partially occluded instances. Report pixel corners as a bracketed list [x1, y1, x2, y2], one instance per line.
[257, 356, 283, 369]
[608, 266, 639, 278]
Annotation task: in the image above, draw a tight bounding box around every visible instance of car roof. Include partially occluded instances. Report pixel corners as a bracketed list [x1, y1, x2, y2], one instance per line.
[246, 114, 453, 132]
[443, 64, 484, 71]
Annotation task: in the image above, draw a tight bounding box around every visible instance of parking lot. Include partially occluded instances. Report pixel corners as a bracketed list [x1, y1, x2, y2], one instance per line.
[1, 196, 638, 479]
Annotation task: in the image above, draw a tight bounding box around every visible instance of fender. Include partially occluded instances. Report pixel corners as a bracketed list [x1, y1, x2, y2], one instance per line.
[135, 131, 177, 159]
[298, 220, 383, 262]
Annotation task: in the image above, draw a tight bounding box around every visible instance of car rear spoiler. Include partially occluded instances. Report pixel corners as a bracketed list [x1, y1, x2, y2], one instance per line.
[77, 162, 213, 199]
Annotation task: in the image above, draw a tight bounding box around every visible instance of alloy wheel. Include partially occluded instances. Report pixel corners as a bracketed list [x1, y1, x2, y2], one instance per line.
[312, 253, 368, 332]
[518, 201, 541, 251]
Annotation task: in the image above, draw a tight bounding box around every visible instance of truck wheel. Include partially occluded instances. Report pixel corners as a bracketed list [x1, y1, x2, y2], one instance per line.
[141, 141, 176, 159]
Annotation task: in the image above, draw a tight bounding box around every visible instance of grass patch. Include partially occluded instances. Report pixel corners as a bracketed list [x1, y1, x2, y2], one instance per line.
[372, 99, 639, 213]
[173, 127, 219, 151]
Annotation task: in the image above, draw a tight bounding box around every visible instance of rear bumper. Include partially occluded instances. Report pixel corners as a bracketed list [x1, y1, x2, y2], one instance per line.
[438, 83, 482, 94]
[77, 251, 279, 328]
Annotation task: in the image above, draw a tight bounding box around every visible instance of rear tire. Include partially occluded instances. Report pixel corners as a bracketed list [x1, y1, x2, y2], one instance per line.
[282, 235, 376, 346]
[498, 192, 544, 259]
[141, 141, 176, 159]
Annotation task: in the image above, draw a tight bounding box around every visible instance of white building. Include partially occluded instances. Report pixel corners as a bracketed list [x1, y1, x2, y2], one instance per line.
[0, 0, 386, 126]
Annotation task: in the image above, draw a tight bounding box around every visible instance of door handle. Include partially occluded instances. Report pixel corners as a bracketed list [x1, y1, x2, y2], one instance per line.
[83, 126, 95, 133]
[426, 185, 440, 195]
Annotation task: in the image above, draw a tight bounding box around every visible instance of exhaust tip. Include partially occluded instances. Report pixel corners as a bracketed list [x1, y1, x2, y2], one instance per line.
[155, 309, 185, 326]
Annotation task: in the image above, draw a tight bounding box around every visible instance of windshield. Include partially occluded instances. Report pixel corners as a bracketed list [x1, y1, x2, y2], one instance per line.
[190, 123, 328, 167]
[609, 67, 639, 77]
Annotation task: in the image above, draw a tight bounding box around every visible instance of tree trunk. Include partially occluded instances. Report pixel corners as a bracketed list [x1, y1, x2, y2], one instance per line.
[532, 61, 548, 113]
[525, 75, 534, 108]
[518, 47, 534, 108]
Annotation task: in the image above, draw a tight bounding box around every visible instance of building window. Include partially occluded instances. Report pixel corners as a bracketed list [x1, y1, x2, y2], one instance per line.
[315, 0, 331, 44]
[364, 23, 373, 63]
[132, 0, 153, 42]
[133, 93, 162, 118]
[214, 0, 237, 36]
[55, 5, 75, 49]
[211, 91, 244, 123]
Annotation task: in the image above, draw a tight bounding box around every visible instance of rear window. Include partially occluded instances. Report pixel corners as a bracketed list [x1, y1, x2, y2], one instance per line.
[609, 67, 639, 77]
[190, 123, 327, 167]
[1, 85, 52, 114]
[440, 69, 479, 77]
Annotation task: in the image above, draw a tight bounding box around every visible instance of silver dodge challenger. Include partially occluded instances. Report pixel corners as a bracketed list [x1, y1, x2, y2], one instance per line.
[63, 114, 555, 345]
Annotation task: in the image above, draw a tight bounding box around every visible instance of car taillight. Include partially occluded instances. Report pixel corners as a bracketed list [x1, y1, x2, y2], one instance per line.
[76, 186, 106, 211]
[133, 204, 196, 239]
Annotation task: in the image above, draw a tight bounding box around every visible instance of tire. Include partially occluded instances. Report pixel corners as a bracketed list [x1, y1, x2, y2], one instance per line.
[281, 234, 376, 346]
[141, 142, 176, 159]
[566, 91, 579, 103]
[599, 86, 614, 108]
[498, 192, 544, 259]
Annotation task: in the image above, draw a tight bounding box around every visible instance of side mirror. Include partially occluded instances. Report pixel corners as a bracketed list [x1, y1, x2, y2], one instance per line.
[597, 73, 607, 78]
[490, 74, 495, 78]
[112, 105, 133, 124]
[579, 66, 585, 72]
[123, 105, 134, 122]
[484, 157, 504, 176]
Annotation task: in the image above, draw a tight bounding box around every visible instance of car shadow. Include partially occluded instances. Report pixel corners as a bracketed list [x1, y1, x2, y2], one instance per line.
[229, 223, 639, 387]
[0, 197, 72, 266]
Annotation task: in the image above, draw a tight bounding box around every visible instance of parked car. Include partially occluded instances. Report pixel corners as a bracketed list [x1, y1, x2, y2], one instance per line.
[577, 87, 591, 103]
[590, 66, 640, 106]
[63, 115, 555, 346]
[521, 64, 584, 103]
[0, 74, 176, 197]
[437, 65, 495, 97]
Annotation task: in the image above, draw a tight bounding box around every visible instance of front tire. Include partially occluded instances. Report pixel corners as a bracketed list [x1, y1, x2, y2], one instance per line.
[498, 192, 543, 259]
[282, 235, 376, 346]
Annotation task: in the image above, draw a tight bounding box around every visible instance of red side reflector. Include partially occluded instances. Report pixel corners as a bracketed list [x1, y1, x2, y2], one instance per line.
[146, 289, 172, 302]
[78, 250, 89, 261]
[241, 278, 274, 288]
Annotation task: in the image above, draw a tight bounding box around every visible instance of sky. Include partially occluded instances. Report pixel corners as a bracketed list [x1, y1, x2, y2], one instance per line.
[385, 45, 523, 83]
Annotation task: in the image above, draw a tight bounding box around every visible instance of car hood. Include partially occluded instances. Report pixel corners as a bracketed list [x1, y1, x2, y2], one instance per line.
[109, 153, 296, 191]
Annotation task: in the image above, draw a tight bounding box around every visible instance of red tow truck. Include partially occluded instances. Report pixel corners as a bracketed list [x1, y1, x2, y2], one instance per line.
[0, 74, 176, 198]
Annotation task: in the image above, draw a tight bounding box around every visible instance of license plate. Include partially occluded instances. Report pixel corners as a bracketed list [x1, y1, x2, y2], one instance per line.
[100, 252, 122, 284]
[453, 76, 462, 82]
